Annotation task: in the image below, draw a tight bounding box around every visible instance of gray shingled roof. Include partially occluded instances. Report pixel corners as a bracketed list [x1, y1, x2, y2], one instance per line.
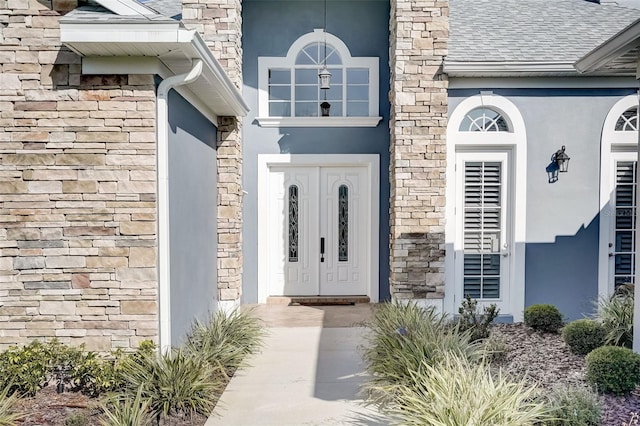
[138, 0, 181, 19]
[449, 0, 640, 63]
[62, 4, 177, 23]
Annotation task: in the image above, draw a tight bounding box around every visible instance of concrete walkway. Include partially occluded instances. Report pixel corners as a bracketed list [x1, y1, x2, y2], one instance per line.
[205, 305, 389, 426]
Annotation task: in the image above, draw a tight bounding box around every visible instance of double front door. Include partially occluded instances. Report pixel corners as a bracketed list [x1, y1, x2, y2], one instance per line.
[266, 165, 369, 296]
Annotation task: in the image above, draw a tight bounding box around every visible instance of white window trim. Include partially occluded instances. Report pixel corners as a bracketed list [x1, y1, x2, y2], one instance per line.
[445, 94, 527, 321]
[257, 154, 380, 303]
[256, 29, 381, 127]
[598, 94, 639, 300]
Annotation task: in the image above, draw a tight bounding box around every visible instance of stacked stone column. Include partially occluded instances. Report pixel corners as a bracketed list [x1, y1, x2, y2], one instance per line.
[388, 0, 448, 300]
[0, 0, 159, 351]
[182, 0, 243, 308]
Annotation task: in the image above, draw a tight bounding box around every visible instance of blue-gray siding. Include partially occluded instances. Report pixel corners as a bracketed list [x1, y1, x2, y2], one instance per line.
[168, 90, 218, 345]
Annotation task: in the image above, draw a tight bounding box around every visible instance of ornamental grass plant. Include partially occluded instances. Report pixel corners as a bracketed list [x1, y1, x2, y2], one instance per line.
[100, 387, 153, 426]
[0, 386, 24, 426]
[383, 354, 551, 426]
[361, 301, 483, 405]
[596, 293, 634, 349]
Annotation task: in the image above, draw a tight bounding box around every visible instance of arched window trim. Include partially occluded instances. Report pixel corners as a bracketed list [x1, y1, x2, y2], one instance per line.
[444, 93, 527, 321]
[257, 29, 381, 128]
[459, 106, 512, 132]
[598, 95, 640, 302]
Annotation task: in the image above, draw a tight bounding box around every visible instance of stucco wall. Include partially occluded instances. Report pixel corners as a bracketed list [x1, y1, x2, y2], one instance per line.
[241, 0, 392, 302]
[449, 84, 637, 321]
[167, 91, 218, 346]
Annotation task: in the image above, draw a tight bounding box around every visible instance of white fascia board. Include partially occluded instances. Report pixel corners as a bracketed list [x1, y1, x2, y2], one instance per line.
[82, 56, 171, 77]
[443, 61, 578, 77]
[94, 0, 157, 16]
[448, 76, 640, 89]
[61, 21, 181, 44]
[576, 19, 640, 74]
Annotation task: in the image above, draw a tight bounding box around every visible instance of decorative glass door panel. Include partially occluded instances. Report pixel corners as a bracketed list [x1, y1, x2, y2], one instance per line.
[267, 166, 368, 296]
[455, 152, 510, 312]
[611, 156, 637, 288]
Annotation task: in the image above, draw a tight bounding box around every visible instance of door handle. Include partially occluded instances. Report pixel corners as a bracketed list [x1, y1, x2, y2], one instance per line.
[320, 237, 325, 263]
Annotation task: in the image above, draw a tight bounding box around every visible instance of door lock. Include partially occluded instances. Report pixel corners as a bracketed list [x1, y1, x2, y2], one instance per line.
[320, 237, 325, 263]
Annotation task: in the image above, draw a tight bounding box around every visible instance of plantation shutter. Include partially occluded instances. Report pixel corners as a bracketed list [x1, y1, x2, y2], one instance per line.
[613, 161, 637, 287]
[463, 162, 502, 299]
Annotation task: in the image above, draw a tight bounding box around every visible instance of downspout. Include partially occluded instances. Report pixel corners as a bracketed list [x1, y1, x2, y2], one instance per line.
[156, 59, 203, 352]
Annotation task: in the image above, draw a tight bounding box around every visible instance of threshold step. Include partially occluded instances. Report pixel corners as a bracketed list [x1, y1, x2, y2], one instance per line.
[266, 296, 370, 306]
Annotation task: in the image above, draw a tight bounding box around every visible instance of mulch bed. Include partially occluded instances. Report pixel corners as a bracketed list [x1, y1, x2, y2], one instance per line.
[492, 323, 640, 425]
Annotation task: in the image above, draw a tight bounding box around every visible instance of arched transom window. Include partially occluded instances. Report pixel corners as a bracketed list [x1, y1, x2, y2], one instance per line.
[459, 107, 511, 132]
[615, 106, 638, 132]
[257, 29, 381, 127]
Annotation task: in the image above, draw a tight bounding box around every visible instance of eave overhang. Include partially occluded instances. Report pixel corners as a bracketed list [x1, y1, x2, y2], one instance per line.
[576, 18, 640, 75]
[443, 60, 580, 77]
[60, 19, 249, 119]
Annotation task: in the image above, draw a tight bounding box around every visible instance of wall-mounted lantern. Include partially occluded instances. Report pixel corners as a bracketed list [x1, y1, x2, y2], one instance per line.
[320, 101, 331, 117]
[547, 145, 571, 183]
[319, 65, 331, 90]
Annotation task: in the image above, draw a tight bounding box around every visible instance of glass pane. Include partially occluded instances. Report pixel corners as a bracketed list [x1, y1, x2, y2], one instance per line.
[616, 107, 638, 131]
[338, 185, 348, 261]
[295, 102, 318, 117]
[296, 69, 320, 85]
[616, 231, 634, 252]
[616, 208, 634, 229]
[346, 102, 368, 117]
[325, 85, 343, 102]
[295, 86, 318, 101]
[269, 69, 290, 85]
[482, 277, 500, 298]
[328, 102, 343, 117]
[288, 185, 298, 262]
[269, 86, 291, 101]
[296, 44, 319, 65]
[347, 85, 368, 101]
[328, 68, 343, 84]
[463, 275, 481, 299]
[324, 47, 342, 65]
[347, 68, 369, 84]
[464, 254, 481, 275]
[269, 102, 291, 117]
[460, 107, 510, 132]
[615, 254, 633, 275]
[483, 254, 500, 275]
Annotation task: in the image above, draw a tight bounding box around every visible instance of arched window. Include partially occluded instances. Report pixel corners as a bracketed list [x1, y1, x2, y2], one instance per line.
[615, 106, 638, 132]
[459, 107, 511, 132]
[257, 29, 381, 127]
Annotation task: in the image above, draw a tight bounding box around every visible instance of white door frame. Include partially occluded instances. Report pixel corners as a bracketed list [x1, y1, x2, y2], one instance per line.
[445, 94, 527, 321]
[598, 95, 638, 300]
[257, 154, 380, 303]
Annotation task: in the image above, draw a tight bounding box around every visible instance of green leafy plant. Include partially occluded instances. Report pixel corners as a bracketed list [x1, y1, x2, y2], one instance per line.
[543, 384, 601, 426]
[119, 348, 220, 422]
[596, 293, 634, 348]
[524, 304, 563, 333]
[100, 387, 153, 426]
[0, 386, 24, 426]
[562, 319, 606, 355]
[382, 354, 550, 425]
[481, 334, 510, 363]
[585, 345, 640, 395]
[64, 412, 90, 426]
[186, 309, 265, 378]
[361, 301, 483, 405]
[0, 340, 51, 396]
[457, 295, 499, 342]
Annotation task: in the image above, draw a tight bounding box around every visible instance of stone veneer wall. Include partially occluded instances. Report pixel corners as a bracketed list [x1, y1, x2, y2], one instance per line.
[0, 0, 159, 351]
[388, 0, 448, 300]
[182, 0, 243, 307]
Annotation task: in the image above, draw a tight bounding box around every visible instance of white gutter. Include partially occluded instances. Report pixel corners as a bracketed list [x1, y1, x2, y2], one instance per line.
[443, 60, 578, 77]
[156, 59, 203, 352]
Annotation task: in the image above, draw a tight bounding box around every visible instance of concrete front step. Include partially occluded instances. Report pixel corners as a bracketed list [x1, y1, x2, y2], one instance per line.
[266, 296, 370, 306]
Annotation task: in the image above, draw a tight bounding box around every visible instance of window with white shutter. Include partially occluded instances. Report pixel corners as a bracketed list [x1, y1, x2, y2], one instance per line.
[613, 160, 637, 287]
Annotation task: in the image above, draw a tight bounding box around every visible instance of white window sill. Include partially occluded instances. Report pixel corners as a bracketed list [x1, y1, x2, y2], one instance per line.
[255, 116, 383, 128]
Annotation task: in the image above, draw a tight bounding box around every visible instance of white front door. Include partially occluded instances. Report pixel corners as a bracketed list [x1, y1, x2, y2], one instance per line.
[266, 165, 369, 296]
[454, 151, 512, 313]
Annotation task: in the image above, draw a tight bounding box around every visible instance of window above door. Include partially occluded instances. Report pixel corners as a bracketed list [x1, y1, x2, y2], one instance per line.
[256, 29, 382, 128]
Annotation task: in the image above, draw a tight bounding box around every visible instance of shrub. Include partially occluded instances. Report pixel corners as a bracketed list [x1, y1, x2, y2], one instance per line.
[596, 293, 634, 348]
[481, 334, 510, 363]
[562, 319, 606, 355]
[384, 354, 550, 425]
[361, 301, 483, 405]
[100, 387, 153, 426]
[585, 346, 640, 395]
[186, 309, 265, 378]
[0, 386, 24, 426]
[456, 295, 499, 342]
[544, 384, 601, 426]
[524, 304, 563, 333]
[119, 348, 220, 421]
